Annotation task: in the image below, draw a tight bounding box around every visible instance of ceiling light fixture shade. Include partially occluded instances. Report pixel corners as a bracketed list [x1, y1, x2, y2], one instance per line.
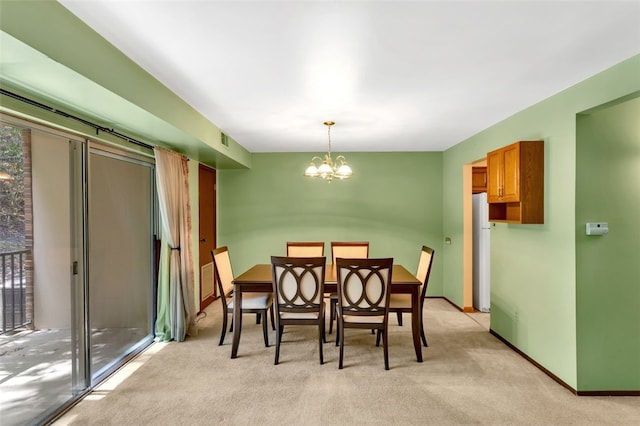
[304, 121, 352, 182]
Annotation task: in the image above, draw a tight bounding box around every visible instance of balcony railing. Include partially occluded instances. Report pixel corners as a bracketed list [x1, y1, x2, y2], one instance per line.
[1, 249, 30, 333]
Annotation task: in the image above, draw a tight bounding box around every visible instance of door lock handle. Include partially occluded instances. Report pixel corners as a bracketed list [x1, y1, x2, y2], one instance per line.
[199, 238, 206, 243]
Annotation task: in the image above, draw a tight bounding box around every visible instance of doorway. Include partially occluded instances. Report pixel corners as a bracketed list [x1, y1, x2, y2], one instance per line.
[464, 160, 491, 326]
[198, 164, 216, 312]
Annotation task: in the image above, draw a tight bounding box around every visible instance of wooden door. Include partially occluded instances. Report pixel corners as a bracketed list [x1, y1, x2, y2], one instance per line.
[198, 164, 217, 312]
[472, 166, 487, 193]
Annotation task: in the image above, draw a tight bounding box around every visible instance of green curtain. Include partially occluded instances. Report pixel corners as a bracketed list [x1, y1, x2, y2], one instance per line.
[154, 236, 171, 342]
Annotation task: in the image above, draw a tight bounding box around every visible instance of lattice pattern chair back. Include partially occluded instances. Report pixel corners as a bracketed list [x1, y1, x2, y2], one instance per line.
[272, 256, 325, 312]
[337, 258, 391, 316]
[286, 242, 325, 257]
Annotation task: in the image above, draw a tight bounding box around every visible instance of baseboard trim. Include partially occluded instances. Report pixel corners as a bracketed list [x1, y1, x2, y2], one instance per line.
[489, 329, 577, 395]
[577, 390, 640, 396]
[490, 329, 640, 396]
[430, 299, 639, 396]
[429, 296, 474, 313]
[427, 296, 464, 312]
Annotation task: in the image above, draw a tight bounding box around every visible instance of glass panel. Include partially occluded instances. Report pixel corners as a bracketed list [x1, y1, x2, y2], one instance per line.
[0, 126, 89, 425]
[0, 126, 25, 252]
[88, 147, 154, 381]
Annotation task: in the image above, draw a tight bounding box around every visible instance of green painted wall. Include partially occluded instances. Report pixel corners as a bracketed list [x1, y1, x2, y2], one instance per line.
[576, 96, 640, 391]
[442, 55, 640, 390]
[217, 152, 443, 295]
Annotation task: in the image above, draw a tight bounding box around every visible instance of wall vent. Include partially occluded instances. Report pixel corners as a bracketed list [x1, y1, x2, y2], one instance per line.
[201, 262, 214, 300]
[221, 132, 229, 147]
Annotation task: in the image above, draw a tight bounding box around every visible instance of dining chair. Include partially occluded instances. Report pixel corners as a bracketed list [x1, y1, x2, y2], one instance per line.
[286, 241, 325, 257]
[286, 242, 328, 344]
[336, 257, 393, 370]
[387, 246, 435, 347]
[329, 242, 369, 336]
[271, 256, 326, 365]
[211, 246, 275, 347]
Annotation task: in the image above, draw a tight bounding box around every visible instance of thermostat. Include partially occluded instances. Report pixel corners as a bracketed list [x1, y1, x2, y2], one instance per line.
[586, 222, 608, 236]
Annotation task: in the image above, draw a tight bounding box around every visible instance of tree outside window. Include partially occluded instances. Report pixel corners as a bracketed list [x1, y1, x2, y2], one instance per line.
[0, 124, 25, 252]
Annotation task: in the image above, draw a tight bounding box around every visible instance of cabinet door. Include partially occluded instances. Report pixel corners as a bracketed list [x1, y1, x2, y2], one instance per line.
[472, 167, 487, 193]
[502, 143, 520, 202]
[486, 150, 502, 202]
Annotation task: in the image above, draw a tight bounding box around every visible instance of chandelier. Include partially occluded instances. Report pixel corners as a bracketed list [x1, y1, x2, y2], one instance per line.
[304, 121, 353, 182]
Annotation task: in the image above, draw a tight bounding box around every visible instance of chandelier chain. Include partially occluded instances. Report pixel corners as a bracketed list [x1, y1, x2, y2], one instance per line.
[325, 121, 332, 156]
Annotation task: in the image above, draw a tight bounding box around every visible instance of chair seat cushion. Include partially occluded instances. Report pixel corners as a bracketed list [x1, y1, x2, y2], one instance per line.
[228, 292, 271, 310]
[388, 293, 411, 308]
[342, 314, 385, 324]
[280, 312, 319, 320]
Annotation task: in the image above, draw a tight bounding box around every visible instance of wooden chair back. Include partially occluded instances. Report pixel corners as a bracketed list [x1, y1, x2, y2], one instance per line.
[286, 241, 325, 257]
[331, 241, 369, 265]
[271, 256, 326, 314]
[211, 246, 234, 301]
[416, 246, 435, 298]
[336, 257, 392, 319]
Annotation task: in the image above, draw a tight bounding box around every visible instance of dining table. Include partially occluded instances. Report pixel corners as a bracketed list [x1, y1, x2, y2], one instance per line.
[231, 263, 424, 362]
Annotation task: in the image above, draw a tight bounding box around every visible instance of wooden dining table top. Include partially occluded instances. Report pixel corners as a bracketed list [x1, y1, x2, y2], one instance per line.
[233, 263, 421, 288]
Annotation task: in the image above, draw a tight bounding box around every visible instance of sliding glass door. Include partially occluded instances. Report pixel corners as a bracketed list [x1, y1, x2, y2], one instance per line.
[0, 117, 157, 425]
[88, 145, 155, 381]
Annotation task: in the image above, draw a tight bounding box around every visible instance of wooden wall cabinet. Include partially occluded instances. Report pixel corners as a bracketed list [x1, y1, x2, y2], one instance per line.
[472, 166, 487, 193]
[486, 140, 544, 224]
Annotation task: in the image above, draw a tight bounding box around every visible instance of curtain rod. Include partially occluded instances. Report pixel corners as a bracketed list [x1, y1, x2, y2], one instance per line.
[0, 88, 154, 151]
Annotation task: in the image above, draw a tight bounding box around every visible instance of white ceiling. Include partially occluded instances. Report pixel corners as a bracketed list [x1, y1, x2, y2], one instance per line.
[57, 0, 640, 153]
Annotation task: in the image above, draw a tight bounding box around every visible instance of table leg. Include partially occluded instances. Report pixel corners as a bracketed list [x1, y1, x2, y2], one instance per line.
[411, 288, 423, 362]
[231, 284, 242, 358]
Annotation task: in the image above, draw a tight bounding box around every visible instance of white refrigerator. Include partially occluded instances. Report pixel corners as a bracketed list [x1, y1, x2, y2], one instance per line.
[472, 192, 491, 312]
